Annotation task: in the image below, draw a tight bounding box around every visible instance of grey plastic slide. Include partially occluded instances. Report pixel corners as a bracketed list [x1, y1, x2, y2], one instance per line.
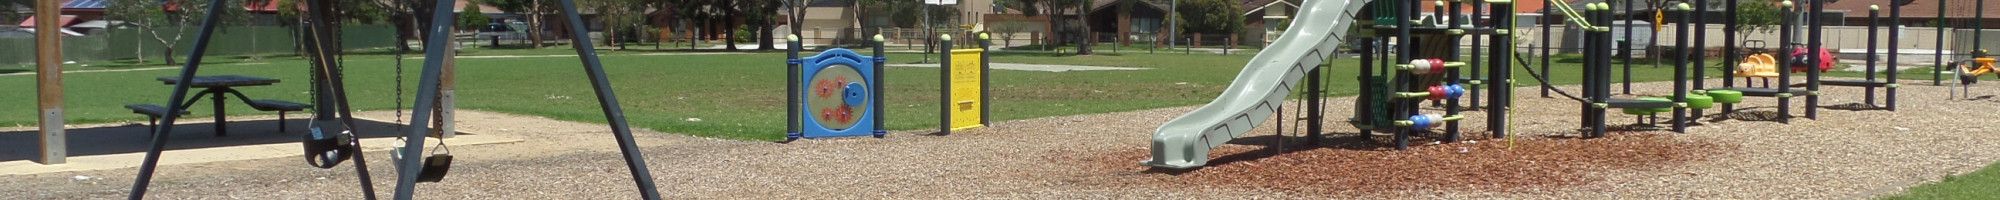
[1143, 0, 1370, 169]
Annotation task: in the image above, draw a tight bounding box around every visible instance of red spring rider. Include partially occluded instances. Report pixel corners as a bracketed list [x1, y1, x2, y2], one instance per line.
[1786, 43, 1837, 72]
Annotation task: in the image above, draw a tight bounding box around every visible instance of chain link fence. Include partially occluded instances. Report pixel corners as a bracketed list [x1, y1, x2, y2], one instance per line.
[1, 25, 396, 67]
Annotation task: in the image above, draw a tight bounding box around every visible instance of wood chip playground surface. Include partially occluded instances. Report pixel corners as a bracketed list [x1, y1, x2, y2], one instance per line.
[3, 78, 1999, 199]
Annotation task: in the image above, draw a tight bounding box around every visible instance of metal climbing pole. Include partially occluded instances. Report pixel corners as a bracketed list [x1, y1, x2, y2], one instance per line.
[1691, 0, 1708, 119]
[1807, 0, 1824, 119]
[1888, 0, 1901, 111]
[1723, 0, 1738, 112]
[1622, 0, 1633, 95]
[1489, 0, 1515, 139]
[1935, 0, 1946, 86]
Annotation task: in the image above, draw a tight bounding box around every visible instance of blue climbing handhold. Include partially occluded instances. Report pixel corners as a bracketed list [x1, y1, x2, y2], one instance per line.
[1411, 115, 1432, 129]
[1445, 84, 1466, 99]
[844, 82, 867, 106]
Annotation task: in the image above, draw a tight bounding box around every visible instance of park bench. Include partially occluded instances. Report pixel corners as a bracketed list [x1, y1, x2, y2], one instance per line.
[246, 99, 310, 132]
[124, 99, 309, 134]
[124, 104, 188, 134]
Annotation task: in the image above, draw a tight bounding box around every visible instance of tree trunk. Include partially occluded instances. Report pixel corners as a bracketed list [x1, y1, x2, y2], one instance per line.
[135, 29, 146, 63]
[757, 20, 775, 50]
[250, 26, 261, 61]
[725, 16, 739, 50]
[530, 0, 544, 48]
[1075, 0, 1093, 55]
[164, 46, 177, 65]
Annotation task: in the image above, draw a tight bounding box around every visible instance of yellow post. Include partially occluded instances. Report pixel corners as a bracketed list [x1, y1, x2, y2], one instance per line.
[34, 0, 66, 164]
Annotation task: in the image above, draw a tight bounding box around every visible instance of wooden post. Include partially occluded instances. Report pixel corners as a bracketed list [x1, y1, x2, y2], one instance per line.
[35, 0, 66, 165]
[439, 48, 457, 139]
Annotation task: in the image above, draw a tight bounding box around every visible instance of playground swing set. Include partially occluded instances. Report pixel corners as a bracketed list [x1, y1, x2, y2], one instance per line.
[121, 0, 665, 199]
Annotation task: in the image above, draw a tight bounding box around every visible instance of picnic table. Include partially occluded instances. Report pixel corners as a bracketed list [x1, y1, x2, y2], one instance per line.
[156, 75, 284, 137]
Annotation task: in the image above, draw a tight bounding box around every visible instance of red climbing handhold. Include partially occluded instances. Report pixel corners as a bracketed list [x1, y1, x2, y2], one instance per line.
[816, 80, 836, 98]
[835, 105, 854, 123]
[1428, 85, 1447, 100]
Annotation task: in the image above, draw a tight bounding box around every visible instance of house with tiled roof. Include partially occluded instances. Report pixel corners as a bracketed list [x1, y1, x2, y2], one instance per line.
[788, 0, 996, 44]
[1059, 0, 1302, 46]
[14, 0, 302, 36]
[1824, 0, 1998, 28]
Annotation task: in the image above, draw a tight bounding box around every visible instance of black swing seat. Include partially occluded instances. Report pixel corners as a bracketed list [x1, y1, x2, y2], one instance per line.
[302, 134, 356, 169]
[1605, 98, 1675, 109]
[1713, 87, 1813, 97]
[1816, 80, 1893, 87]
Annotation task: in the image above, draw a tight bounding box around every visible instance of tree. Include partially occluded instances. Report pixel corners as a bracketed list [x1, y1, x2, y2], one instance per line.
[488, 0, 549, 48]
[583, 0, 643, 48]
[1175, 0, 1241, 37]
[459, 1, 492, 32]
[996, 0, 1080, 51]
[742, 0, 784, 50]
[1735, 0, 1783, 43]
[0, 0, 29, 23]
[366, 0, 429, 51]
[1074, 0, 1091, 55]
[108, 0, 244, 65]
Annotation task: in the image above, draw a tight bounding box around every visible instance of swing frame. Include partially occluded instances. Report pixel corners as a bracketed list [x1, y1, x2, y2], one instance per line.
[125, 0, 664, 199]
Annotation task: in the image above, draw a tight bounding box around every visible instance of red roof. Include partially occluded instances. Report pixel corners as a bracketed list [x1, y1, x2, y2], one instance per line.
[1420, 0, 1551, 14]
[1826, 0, 1992, 18]
[18, 15, 80, 28]
[243, 0, 282, 13]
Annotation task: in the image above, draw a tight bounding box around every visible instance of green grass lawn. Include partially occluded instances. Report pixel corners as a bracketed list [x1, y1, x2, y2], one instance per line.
[1882, 161, 2000, 199]
[0, 48, 1880, 141]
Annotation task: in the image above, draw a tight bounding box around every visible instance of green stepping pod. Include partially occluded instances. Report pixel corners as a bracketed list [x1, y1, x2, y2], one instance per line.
[1686, 94, 1715, 109]
[1706, 90, 1745, 104]
[1622, 97, 1674, 115]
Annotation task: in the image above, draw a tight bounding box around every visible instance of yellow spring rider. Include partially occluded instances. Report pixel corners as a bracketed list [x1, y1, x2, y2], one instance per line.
[1735, 40, 1781, 87]
[1951, 49, 1999, 99]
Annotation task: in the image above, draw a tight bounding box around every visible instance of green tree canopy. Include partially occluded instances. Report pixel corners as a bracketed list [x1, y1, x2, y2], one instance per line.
[1735, 0, 1783, 40]
[1175, 0, 1242, 35]
[459, 1, 492, 30]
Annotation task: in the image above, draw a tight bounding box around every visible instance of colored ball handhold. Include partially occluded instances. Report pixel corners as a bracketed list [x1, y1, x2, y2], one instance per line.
[1410, 59, 1433, 74]
[1429, 59, 1447, 74]
[1428, 86, 1447, 100]
[1410, 114, 1432, 129]
[1445, 84, 1466, 99]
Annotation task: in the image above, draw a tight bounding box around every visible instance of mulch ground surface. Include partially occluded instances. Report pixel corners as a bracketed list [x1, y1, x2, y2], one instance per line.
[1054, 133, 1733, 194]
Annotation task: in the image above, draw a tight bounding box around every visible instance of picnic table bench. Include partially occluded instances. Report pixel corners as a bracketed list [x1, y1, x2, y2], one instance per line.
[126, 75, 308, 136]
